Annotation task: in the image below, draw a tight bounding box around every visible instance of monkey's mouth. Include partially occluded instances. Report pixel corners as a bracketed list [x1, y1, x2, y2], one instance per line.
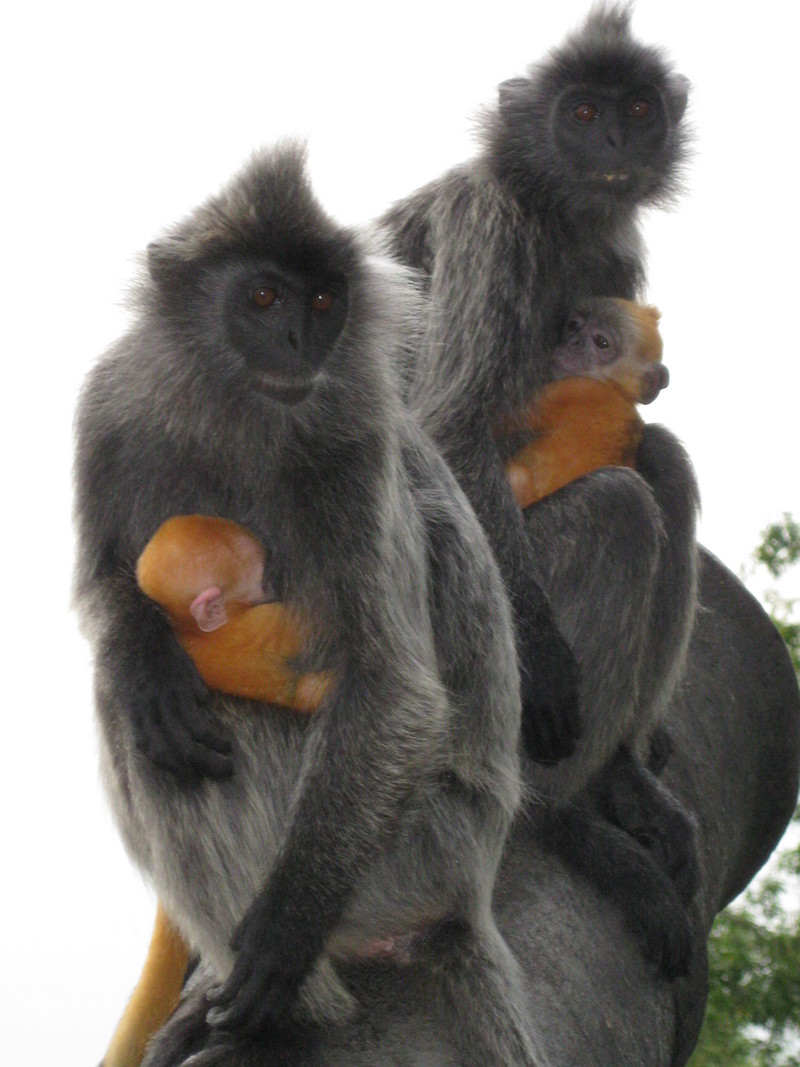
[250, 371, 317, 405]
[591, 171, 630, 184]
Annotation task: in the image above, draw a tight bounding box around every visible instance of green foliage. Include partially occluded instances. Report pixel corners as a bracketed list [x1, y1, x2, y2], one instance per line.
[755, 515, 800, 579]
[689, 515, 800, 1067]
[690, 855, 800, 1066]
[756, 514, 800, 674]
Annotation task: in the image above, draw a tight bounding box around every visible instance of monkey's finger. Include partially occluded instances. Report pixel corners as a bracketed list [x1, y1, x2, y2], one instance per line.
[189, 669, 211, 705]
[208, 986, 284, 1037]
[206, 985, 256, 1034]
[207, 953, 295, 1036]
[181, 1046, 228, 1067]
[192, 726, 234, 759]
[523, 704, 579, 762]
[171, 673, 233, 757]
[168, 686, 234, 757]
[153, 699, 234, 781]
[132, 707, 201, 784]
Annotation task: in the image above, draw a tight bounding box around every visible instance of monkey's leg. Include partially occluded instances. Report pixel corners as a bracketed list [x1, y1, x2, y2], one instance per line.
[427, 919, 541, 1067]
[521, 465, 696, 976]
[103, 903, 190, 1067]
[522, 427, 698, 778]
[633, 424, 700, 728]
[523, 466, 663, 790]
[328, 781, 539, 1066]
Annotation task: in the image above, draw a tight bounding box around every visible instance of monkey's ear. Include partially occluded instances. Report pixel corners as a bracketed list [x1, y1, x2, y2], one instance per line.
[498, 77, 531, 118]
[147, 236, 195, 287]
[665, 74, 690, 123]
[190, 587, 228, 633]
[639, 363, 670, 405]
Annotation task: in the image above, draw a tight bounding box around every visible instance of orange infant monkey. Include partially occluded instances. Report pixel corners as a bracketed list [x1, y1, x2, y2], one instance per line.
[504, 298, 668, 510]
[103, 516, 331, 1067]
[136, 514, 332, 712]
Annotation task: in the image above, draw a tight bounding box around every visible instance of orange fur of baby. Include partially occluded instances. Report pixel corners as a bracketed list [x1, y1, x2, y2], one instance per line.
[102, 904, 189, 1067]
[136, 515, 331, 712]
[504, 300, 663, 511]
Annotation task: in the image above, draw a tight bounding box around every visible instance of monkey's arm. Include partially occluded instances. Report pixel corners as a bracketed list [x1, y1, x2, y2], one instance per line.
[395, 178, 581, 763]
[208, 500, 450, 1034]
[446, 418, 581, 762]
[89, 570, 234, 782]
[504, 378, 642, 510]
[102, 904, 189, 1067]
[74, 413, 233, 782]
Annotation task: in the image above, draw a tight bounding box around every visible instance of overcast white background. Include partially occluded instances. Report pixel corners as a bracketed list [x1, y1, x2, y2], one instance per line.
[2, 1, 799, 1062]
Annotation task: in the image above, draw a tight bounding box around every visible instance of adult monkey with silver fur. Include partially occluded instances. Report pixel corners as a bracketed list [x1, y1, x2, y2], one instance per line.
[378, 5, 700, 975]
[76, 145, 539, 1064]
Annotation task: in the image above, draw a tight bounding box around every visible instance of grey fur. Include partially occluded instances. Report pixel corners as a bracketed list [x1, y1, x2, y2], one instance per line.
[377, 4, 693, 771]
[75, 144, 540, 1062]
[142, 549, 800, 1067]
[373, 4, 698, 972]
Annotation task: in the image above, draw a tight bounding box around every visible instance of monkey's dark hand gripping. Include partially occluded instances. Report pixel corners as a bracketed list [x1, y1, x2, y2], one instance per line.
[123, 619, 234, 784]
[517, 595, 582, 764]
[206, 891, 323, 1036]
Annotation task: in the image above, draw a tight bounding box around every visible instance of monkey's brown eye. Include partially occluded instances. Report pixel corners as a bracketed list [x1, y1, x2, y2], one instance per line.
[593, 333, 610, 349]
[629, 100, 650, 118]
[252, 285, 278, 309]
[574, 102, 598, 122]
[311, 291, 335, 312]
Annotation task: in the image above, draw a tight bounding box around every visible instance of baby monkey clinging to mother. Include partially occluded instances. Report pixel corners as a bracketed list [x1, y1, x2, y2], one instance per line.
[504, 297, 668, 509]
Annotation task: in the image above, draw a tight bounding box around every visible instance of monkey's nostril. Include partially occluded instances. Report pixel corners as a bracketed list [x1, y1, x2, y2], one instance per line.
[287, 331, 298, 350]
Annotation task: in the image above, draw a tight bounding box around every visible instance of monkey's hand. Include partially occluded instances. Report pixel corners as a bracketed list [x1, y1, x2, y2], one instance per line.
[206, 893, 321, 1036]
[124, 630, 234, 784]
[517, 601, 582, 764]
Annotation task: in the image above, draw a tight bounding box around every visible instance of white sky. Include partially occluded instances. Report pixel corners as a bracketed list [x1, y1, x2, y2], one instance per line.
[2, 2, 798, 1063]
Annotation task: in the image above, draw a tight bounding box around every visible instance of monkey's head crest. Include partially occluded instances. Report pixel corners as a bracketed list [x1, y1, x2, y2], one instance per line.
[484, 3, 691, 216]
[146, 142, 359, 293]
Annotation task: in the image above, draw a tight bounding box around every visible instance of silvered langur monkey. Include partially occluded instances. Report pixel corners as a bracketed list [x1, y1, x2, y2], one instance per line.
[378, 5, 700, 975]
[76, 144, 541, 1065]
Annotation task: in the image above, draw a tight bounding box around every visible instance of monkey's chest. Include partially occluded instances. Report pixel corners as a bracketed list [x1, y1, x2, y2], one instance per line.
[129, 703, 309, 976]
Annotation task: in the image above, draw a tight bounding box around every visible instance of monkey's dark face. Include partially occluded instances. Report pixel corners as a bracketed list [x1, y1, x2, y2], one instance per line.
[551, 83, 671, 204]
[221, 258, 349, 405]
[489, 19, 688, 216]
[553, 311, 623, 378]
